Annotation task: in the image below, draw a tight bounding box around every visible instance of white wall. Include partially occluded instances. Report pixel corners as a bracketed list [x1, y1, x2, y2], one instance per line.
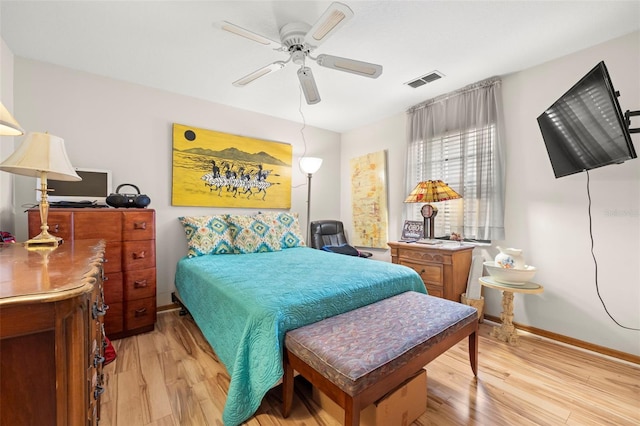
[0, 38, 17, 234]
[340, 112, 407, 260]
[11, 58, 341, 307]
[498, 31, 639, 355]
[342, 31, 640, 356]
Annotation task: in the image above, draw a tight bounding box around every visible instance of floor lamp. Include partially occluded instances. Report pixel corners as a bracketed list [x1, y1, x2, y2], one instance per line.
[299, 156, 323, 244]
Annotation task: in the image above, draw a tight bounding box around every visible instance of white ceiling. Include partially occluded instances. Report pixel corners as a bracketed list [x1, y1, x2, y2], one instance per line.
[2, 1, 639, 133]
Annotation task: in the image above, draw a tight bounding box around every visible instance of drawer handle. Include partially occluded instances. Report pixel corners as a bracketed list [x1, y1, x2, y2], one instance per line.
[103, 276, 109, 281]
[133, 251, 146, 259]
[134, 279, 148, 288]
[134, 308, 147, 317]
[53, 224, 59, 233]
[94, 385, 105, 400]
[92, 303, 110, 319]
[93, 354, 105, 368]
[92, 303, 108, 319]
[134, 222, 147, 230]
[420, 269, 426, 274]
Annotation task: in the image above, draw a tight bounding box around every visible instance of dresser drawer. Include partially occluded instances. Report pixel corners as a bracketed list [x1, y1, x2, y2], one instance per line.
[122, 240, 155, 271]
[425, 285, 444, 298]
[103, 242, 122, 274]
[124, 268, 156, 301]
[74, 211, 122, 241]
[123, 211, 155, 241]
[125, 297, 156, 330]
[104, 303, 123, 336]
[103, 272, 123, 304]
[402, 260, 443, 285]
[29, 211, 73, 241]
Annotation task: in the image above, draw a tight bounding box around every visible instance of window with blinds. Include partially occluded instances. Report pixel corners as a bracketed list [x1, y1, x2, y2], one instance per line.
[408, 124, 496, 240]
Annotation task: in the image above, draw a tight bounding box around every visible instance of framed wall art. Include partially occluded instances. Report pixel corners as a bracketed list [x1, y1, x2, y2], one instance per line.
[172, 123, 292, 208]
[349, 150, 389, 248]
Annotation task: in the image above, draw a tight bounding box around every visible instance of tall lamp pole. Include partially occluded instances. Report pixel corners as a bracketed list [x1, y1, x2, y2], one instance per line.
[299, 157, 323, 244]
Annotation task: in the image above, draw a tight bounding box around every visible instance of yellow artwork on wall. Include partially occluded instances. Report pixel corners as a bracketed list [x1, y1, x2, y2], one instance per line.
[350, 150, 389, 248]
[172, 123, 292, 208]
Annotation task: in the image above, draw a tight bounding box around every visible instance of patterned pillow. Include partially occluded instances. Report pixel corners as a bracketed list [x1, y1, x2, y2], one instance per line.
[227, 214, 282, 253]
[258, 212, 306, 249]
[178, 215, 235, 257]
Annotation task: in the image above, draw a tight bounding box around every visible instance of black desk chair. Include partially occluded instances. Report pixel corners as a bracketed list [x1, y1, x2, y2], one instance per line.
[309, 220, 373, 258]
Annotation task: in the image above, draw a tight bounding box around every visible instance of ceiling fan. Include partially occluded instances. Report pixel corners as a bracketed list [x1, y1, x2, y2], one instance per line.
[221, 2, 383, 105]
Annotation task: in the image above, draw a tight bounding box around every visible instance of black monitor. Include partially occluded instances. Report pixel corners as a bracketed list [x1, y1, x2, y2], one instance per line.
[537, 61, 636, 178]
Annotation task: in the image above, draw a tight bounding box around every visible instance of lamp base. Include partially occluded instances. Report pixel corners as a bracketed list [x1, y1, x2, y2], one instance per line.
[24, 233, 61, 249]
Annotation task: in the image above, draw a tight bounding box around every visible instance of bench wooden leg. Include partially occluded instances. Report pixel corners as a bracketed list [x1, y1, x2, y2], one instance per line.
[282, 351, 294, 418]
[469, 330, 478, 376]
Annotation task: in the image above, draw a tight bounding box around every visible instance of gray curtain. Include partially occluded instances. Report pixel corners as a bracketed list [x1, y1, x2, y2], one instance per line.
[404, 77, 506, 240]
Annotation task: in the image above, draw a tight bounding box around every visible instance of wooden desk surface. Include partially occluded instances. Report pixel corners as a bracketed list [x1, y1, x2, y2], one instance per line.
[0, 239, 105, 303]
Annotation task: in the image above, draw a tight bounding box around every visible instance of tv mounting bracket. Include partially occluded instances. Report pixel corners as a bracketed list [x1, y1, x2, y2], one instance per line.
[625, 110, 640, 134]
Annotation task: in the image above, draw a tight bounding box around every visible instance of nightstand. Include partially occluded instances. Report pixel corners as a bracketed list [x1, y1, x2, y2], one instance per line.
[388, 241, 473, 302]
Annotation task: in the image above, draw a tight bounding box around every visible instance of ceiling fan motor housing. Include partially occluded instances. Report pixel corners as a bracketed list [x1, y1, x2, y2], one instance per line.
[280, 22, 311, 51]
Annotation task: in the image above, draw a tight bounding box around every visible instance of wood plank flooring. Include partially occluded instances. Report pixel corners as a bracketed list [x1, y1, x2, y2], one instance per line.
[99, 310, 640, 425]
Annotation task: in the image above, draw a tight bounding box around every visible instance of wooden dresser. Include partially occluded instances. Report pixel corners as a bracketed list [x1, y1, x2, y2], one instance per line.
[388, 241, 473, 302]
[29, 208, 156, 339]
[0, 240, 106, 425]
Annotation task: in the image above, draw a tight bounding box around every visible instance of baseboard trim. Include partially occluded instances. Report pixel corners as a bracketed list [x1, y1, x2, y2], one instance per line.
[484, 314, 639, 365]
[158, 303, 180, 312]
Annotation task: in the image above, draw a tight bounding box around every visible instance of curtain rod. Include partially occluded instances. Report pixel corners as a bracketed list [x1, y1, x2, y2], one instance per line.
[407, 76, 502, 113]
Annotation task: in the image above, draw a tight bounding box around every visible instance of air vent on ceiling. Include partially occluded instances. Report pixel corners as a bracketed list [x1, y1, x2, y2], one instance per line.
[405, 70, 444, 88]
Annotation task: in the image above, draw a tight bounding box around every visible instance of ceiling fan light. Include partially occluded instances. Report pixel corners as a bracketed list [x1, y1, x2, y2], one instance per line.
[298, 67, 321, 105]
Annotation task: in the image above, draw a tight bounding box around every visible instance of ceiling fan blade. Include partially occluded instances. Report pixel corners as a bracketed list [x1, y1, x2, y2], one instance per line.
[221, 21, 282, 49]
[304, 2, 354, 48]
[297, 67, 321, 105]
[316, 54, 383, 78]
[233, 62, 286, 87]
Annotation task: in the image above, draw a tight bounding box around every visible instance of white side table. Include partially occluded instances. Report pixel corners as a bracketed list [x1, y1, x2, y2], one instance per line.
[479, 276, 544, 345]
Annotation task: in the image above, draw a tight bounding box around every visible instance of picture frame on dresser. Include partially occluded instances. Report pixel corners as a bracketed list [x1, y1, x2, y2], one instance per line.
[401, 220, 423, 241]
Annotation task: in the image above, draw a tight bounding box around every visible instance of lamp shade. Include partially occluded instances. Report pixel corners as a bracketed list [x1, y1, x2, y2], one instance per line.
[0, 132, 81, 181]
[404, 180, 461, 203]
[300, 156, 323, 174]
[0, 102, 24, 136]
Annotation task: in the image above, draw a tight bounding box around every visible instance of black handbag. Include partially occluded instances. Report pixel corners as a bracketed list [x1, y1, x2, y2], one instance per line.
[106, 184, 151, 208]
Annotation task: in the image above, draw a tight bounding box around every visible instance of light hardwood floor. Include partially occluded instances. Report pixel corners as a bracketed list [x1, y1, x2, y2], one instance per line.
[100, 310, 640, 426]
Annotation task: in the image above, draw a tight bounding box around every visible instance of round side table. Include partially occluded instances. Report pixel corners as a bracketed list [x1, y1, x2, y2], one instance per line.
[479, 276, 544, 345]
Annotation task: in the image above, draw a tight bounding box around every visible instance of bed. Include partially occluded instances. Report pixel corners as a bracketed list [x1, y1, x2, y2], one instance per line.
[174, 246, 426, 426]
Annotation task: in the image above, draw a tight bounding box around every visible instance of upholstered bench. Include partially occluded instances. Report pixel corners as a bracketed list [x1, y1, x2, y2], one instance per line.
[282, 291, 478, 426]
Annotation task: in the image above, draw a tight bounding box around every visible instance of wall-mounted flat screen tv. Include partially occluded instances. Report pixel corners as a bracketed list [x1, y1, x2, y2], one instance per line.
[537, 61, 636, 178]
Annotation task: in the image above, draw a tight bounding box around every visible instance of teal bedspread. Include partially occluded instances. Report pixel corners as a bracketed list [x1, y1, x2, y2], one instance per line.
[174, 247, 426, 426]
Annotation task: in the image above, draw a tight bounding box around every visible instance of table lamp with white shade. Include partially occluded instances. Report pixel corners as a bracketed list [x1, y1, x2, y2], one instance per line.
[0, 132, 81, 247]
[0, 102, 24, 136]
